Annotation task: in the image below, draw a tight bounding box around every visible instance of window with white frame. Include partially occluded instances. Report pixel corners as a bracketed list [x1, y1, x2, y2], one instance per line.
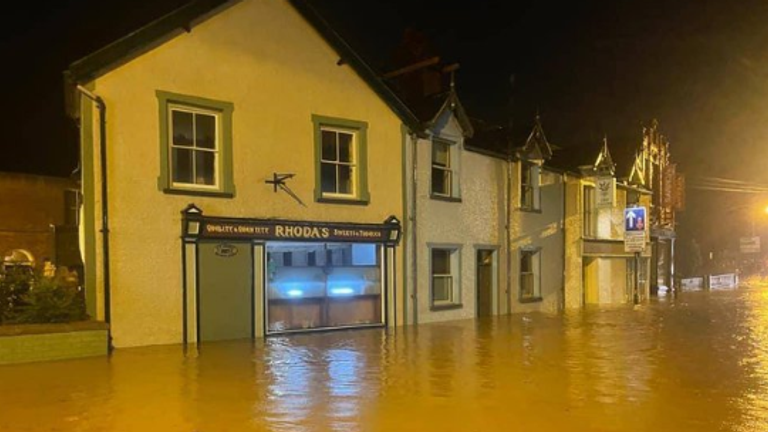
[583, 185, 597, 238]
[431, 138, 460, 199]
[169, 105, 220, 188]
[520, 162, 540, 210]
[321, 127, 357, 197]
[431, 247, 461, 308]
[520, 248, 541, 301]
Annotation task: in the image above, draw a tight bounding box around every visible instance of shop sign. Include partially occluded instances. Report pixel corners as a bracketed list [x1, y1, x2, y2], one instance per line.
[196, 218, 398, 244]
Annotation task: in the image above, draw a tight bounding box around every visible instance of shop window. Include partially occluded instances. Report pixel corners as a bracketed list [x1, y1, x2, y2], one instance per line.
[520, 248, 541, 301]
[431, 247, 461, 309]
[431, 138, 460, 199]
[520, 162, 540, 211]
[313, 115, 369, 204]
[156, 91, 235, 197]
[266, 242, 383, 333]
[583, 185, 597, 238]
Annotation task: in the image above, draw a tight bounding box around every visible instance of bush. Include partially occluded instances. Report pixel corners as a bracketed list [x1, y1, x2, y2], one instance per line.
[0, 268, 88, 324]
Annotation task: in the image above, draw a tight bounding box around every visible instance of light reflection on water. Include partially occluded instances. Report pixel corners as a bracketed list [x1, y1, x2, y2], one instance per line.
[1, 288, 768, 431]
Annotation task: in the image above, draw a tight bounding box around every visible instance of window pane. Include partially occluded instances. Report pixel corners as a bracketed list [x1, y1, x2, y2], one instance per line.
[521, 274, 535, 298]
[322, 130, 337, 161]
[432, 167, 450, 195]
[433, 142, 449, 167]
[433, 276, 452, 302]
[520, 252, 532, 273]
[338, 132, 353, 163]
[172, 110, 193, 147]
[172, 148, 193, 184]
[195, 151, 215, 185]
[195, 113, 216, 149]
[432, 249, 451, 274]
[338, 165, 353, 195]
[321, 162, 336, 193]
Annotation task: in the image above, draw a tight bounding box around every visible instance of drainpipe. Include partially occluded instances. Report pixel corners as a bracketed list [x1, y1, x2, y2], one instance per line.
[505, 155, 513, 314]
[561, 172, 567, 312]
[410, 132, 419, 325]
[76, 85, 112, 349]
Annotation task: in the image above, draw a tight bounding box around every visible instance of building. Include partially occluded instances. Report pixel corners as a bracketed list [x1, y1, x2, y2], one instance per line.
[0, 172, 80, 272]
[628, 120, 681, 294]
[65, 0, 424, 347]
[559, 139, 653, 307]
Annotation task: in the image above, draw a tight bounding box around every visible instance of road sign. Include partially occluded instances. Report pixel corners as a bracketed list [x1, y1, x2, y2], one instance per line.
[740, 237, 760, 254]
[624, 206, 647, 252]
[624, 207, 647, 232]
[624, 232, 646, 252]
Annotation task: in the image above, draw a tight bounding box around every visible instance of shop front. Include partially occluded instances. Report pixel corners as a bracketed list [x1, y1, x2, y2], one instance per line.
[181, 205, 401, 343]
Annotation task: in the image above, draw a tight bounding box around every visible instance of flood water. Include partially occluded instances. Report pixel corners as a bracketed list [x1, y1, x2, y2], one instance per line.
[1, 288, 767, 432]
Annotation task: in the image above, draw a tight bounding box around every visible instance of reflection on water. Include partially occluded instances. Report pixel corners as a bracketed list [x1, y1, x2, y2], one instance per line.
[1, 288, 768, 431]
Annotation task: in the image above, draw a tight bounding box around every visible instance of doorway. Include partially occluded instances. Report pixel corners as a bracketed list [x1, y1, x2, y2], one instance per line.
[476, 249, 496, 317]
[198, 241, 253, 342]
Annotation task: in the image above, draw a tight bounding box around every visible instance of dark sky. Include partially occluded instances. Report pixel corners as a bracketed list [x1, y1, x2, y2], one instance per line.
[3, 0, 768, 252]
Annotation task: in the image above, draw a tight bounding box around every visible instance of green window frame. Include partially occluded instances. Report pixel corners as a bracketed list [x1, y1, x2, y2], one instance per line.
[156, 90, 235, 197]
[312, 114, 369, 204]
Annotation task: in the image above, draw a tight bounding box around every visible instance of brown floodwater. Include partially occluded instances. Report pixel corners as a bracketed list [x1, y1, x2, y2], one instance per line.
[1, 288, 767, 432]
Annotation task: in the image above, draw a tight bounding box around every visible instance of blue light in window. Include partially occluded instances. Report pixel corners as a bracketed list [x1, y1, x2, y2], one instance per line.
[330, 287, 354, 296]
[287, 289, 304, 297]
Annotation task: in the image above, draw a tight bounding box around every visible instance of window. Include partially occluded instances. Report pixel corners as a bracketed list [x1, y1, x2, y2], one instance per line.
[64, 190, 79, 226]
[156, 91, 234, 197]
[313, 115, 369, 203]
[431, 138, 460, 199]
[520, 248, 541, 301]
[431, 247, 461, 308]
[520, 162, 540, 210]
[583, 185, 597, 238]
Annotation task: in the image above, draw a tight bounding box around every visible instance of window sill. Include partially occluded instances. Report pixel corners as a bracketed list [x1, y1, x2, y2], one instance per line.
[317, 196, 369, 206]
[162, 188, 234, 198]
[519, 297, 543, 304]
[431, 303, 463, 311]
[430, 194, 462, 203]
[517, 207, 542, 214]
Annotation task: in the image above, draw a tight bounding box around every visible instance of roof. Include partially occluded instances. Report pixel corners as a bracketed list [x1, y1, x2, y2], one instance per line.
[64, 0, 423, 133]
[548, 137, 640, 179]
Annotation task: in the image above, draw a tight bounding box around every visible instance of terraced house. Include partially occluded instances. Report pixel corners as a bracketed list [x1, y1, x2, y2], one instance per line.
[65, 0, 423, 348]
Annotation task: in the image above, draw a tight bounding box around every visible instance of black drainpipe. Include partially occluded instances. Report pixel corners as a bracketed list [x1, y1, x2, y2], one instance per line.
[76, 85, 112, 350]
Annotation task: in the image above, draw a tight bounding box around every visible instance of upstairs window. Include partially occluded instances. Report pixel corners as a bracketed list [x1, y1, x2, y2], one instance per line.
[431, 138, 460, 200]
[520, 162, 540, 211]
[583, 185, 597, 238]
[313, 115, 369, 204]
[156, 91, 235, 197]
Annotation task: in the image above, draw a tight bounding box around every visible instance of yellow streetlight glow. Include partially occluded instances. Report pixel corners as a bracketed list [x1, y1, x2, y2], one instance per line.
[764, 205, 768, 215]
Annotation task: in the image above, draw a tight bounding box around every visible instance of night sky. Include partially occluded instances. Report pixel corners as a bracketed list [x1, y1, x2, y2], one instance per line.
[3, 0, 768, 252]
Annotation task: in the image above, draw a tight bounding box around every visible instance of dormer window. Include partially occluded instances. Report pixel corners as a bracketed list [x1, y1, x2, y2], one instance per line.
[520, 161, 540, 211]
[431, 138, 460, 200]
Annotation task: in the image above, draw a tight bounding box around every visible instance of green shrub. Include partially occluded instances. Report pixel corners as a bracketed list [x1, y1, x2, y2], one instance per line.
[0, 268, 87, 324]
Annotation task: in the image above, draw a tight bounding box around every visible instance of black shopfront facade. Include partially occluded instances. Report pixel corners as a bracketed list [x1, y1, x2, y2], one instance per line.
[180, 205, 401, 343]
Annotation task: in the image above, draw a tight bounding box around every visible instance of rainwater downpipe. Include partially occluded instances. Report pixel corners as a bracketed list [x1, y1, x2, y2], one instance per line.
[410, 131, 419, 325]
[505, 156, 513, 314]
[76, 85, 112, 348]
